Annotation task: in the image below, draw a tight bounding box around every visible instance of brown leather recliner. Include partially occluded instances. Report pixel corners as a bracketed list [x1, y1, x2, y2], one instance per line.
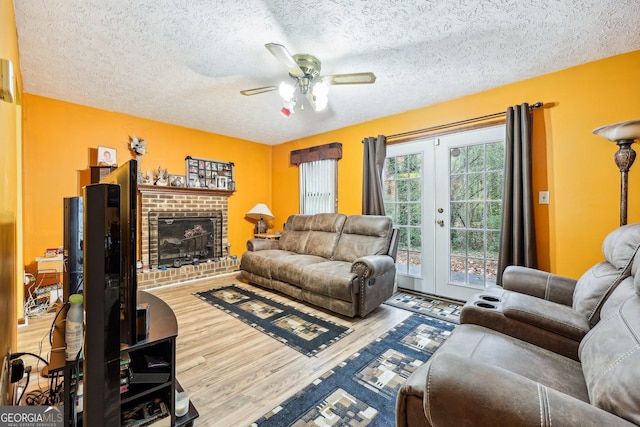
[460, 222, 640, 360]
[396, 254, 640, 427]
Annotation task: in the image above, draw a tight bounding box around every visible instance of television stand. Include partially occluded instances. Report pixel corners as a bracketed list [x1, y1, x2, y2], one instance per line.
[51, 291, 198, 426]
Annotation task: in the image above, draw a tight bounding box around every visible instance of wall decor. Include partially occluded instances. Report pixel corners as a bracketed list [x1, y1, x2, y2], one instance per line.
[97, 146, 117, 166]
[169, 174, 185, 187]
[185, 156, 235, 190]
[154, 166, 168, 186]
[129, 135, 147, 161]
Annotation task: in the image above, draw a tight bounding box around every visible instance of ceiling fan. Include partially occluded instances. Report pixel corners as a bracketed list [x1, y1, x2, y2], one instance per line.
[240, 43, 376, 114]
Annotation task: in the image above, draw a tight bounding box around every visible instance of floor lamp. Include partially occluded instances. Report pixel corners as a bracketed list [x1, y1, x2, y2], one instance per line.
[593, 120, 640, 226]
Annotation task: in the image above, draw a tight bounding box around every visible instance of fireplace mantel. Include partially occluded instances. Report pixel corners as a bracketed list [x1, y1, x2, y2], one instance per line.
[138, 184, 234, 197]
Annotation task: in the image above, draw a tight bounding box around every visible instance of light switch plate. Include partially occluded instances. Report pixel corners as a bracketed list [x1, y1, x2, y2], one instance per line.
[539, 191, 550, 205]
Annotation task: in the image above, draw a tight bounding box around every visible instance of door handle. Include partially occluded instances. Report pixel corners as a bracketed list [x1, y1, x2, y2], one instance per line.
[436, 219, 444, 227]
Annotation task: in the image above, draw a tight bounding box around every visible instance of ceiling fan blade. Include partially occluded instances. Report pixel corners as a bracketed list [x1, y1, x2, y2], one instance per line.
[265, 43, 305, 77]
[240, 86, 277, 96]
[322, 72, 376, 85]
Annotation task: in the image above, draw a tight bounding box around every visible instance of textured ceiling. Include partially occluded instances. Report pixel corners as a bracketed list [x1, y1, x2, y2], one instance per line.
[13, 0, 640, 145]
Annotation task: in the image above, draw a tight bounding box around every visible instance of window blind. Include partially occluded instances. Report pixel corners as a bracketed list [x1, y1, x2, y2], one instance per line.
[299, 159, 337, 214]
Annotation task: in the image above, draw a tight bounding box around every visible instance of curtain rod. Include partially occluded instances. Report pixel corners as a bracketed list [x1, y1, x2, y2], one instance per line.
[386, 101, 544, 140]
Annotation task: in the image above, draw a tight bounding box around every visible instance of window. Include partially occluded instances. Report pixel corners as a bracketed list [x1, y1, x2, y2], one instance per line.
[299, 159, 337, 214]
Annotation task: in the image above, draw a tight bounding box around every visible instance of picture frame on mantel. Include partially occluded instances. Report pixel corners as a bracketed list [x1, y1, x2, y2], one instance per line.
[97, 146, 117, 166]
[169, 174, 185, 187]
[185, 155, 235, 190]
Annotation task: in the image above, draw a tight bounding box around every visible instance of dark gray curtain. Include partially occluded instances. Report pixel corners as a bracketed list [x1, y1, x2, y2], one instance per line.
[497, 103, 537, 285]
[362, 135, 387, 215]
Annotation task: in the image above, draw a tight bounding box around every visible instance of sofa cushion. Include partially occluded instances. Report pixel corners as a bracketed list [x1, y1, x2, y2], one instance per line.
[271, 254, 327, 285]
[333, 215, 392, 262]
[239, 249, 295, 279]
[599, 275, 636, 320]
[572, 223, 640, 325]
[302, 213, 346, 259]
[278, 215, 312, 253]
[301, 260, 357, 302]
[431, 324, 589, 401]
[579, 294, 640, 424]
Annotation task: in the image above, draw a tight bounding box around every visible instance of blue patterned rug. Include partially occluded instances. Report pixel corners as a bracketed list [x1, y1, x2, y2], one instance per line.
[195, 285, 353, 357]
[384, 291, 462, 324]
[251, 314, 456, 426]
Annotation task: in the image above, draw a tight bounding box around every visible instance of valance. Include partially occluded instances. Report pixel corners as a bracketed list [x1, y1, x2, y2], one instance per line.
[290, 142, 342, 165]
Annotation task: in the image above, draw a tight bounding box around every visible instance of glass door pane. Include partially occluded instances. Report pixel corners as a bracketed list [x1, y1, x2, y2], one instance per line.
[448, 141, 503, 287]
[435, 125, 505, 301]
[384, 153, 423, 276]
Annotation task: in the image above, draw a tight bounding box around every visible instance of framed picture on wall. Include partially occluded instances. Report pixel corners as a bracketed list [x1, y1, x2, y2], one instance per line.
[185, 156, 235, 190]
[97, 146, 117, 166]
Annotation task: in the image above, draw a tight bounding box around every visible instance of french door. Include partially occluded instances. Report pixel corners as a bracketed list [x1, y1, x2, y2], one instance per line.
[384, 126, 505, 301]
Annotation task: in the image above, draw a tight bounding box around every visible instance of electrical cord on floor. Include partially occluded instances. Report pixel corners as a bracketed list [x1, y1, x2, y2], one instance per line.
[15, 366, 31, 405]
[24, 368, 62, 406]
[11, 352, 48, 366]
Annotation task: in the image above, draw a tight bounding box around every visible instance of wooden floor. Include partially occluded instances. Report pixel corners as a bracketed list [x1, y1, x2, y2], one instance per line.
[18, 273, 412, 426]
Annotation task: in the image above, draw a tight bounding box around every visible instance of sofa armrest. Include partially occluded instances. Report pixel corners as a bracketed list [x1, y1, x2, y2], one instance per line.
[246, 238, 279, 251]
[351, 255, 395, 279]
[351, 255, 396, 316]
[502, 294, 590, 341]
[503, 265, 577, 306]
[424, 353, 636, 427]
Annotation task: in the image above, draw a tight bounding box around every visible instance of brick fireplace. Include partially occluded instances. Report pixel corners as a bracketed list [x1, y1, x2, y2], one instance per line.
[137, 185, 240, 290]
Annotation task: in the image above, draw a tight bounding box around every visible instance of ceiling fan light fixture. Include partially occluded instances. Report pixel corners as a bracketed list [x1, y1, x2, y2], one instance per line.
[312, 81, 329, 111]
[241, 43, 376, 115]
[280, 106, 291, 118]
[279, 82, 296, 102]
[281, 98, 296, 118]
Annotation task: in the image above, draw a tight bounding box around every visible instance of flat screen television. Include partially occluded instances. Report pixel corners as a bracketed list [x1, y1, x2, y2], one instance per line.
[100, 159, 138, 345]
[83, 183, 122, 426]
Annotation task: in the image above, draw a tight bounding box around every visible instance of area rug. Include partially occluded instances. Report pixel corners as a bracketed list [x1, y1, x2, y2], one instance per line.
[195, 285, 353, 357]
[251, 314, 456, 426]
[384, 291, 462, 324]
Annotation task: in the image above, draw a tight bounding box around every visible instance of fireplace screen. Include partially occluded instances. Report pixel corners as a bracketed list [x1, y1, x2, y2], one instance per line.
[150, 211, 223, 268]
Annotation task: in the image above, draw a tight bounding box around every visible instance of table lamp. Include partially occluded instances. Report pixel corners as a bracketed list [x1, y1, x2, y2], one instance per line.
[593, 119, 640, 226]
[246, 203, 275, 234]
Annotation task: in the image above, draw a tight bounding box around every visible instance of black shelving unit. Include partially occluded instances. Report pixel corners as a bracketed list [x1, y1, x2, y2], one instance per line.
[120, 291, 199, 426]
[55, 291, 199, 426]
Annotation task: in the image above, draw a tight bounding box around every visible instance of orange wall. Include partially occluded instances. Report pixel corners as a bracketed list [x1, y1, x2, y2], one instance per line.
[22, 95, 272, 266]
[274, 50, 640, 279]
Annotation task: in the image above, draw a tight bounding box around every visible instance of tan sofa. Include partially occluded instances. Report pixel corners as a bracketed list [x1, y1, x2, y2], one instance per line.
[396, 224, 640, 427]
[240, 213, 398, 317]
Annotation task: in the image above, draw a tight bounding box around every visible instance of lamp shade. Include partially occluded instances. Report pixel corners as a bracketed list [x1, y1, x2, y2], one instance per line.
[593, 120, 640, 142]
[246, 203, 274, 221]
